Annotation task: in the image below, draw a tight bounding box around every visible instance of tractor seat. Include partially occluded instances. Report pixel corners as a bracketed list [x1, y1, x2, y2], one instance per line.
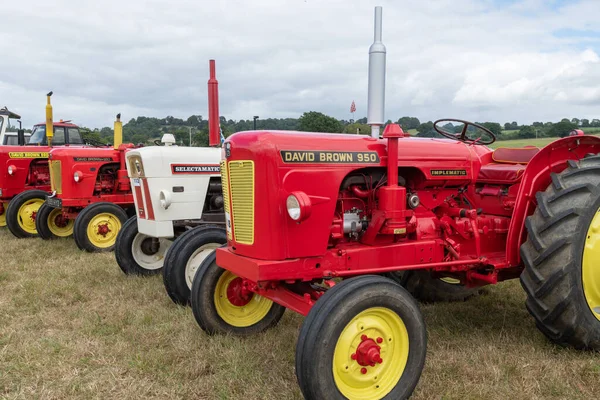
[478, 147, 540, 183]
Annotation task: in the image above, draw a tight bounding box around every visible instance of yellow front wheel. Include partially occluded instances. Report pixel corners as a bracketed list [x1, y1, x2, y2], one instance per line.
[190, 250, 285, 335]
[73, 202, 128, 253]
[5, 190, 48, 238]
[35, 203, 74, 240]
[296, 276, 426, 400]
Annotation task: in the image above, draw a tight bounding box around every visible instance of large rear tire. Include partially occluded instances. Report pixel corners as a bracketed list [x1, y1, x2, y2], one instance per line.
[296, 275, 426, 400]
[115, 216, 172, 276]
[73, 202, 128, 253]
[35, 203, 74, 240]
[162, 225, 226, 305]
[390, 270, 480, 302]
[6, 190, 47, 238]
[190, 250, 285, 335]
[521, 154, 600, 349]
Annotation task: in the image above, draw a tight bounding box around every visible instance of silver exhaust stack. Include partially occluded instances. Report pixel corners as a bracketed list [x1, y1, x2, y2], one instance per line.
[367, 6, 386, 138]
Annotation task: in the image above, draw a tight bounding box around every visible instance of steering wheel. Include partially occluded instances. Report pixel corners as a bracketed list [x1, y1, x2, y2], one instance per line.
[433, 119, 496, 145]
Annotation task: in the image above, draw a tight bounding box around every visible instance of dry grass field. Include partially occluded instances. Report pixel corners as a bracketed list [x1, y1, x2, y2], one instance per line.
[1, 228, 599, 399]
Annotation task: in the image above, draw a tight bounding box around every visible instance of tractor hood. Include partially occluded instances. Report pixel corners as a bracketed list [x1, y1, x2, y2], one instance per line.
[222, 130, 493, 261]
[126, 146, 221, 178]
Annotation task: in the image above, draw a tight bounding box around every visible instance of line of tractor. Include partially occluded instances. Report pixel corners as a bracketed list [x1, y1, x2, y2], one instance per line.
[2, 6, 599, 399]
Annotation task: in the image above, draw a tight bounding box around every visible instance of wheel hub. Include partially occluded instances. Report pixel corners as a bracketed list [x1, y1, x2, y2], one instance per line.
[53, 213, 68, 228]
[226, 277, 253, 306]
[140, 237, 159, 255]
[351, 335, 384, 371]
[97, 223, 111, 236]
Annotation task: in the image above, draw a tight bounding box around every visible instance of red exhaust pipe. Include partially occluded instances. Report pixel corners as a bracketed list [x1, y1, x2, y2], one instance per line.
[208, 59, 220, 146]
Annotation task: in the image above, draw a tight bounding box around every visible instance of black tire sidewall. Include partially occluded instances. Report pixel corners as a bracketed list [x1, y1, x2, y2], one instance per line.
[115, 216, 164, 276]
[74, 202, 128, 252]
[162, 225, 227, 305]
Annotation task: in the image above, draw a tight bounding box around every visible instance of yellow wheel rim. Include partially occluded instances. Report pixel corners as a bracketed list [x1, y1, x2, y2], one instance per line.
[583, 207, 600, 321]
[17, 198, 44, 234]
[333, 307, 409, 400]
[440, 277, 461, 285]
[0, 201, 8, 227]
[86, 212, 121, 248]
[214, 271, 273, 327]
[47, 208, 74, 237]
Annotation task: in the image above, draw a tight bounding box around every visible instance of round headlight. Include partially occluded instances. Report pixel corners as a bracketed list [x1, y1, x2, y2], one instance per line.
[74, 171, 83, 182]
[286, 194, 301, 220]
[286, 191, 312, 222]
[7, 165, 16, 175]
[160, 189, 172, 209]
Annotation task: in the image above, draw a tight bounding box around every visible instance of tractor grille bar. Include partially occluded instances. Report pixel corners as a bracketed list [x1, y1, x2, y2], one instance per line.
[227, 160, 254, 245]
[49, 160, 62, 194]
[220, 160, 232, 240]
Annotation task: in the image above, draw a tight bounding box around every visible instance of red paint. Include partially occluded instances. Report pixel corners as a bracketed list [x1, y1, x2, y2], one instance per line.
[226, 277, 252, 307]
[215, 129, 600, 316]
[133, 184, 145, 219]
[141, 178, 155, 221]
[0, 123, 84, 203]
[208, 60, 220, 147]
[47, 144, 135, 221]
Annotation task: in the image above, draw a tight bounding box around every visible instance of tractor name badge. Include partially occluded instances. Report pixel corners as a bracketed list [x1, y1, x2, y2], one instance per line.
[171, 164, 220, 174]
[280, 150, 380, 164]
[430, 169, 468, 177]
[8, 152, 49, 159]
[73, 157, 114, 162]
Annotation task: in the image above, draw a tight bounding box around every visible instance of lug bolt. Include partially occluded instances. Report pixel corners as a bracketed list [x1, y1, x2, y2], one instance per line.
[361, 335, 367, 341]
[377, 357, 383, 364]
[376, 337, 383, 343]
[351, 353, 357, 360]
[361, 368, 367, 375]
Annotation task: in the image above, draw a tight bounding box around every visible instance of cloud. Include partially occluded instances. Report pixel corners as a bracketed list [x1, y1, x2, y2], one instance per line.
[0, 0, 599, 128]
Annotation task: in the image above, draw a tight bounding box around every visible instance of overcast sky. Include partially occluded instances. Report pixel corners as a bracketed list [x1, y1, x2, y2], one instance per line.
[1, 0, 599, 129]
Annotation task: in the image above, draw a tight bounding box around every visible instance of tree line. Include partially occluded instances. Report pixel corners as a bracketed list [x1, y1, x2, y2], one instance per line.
[80, 111, 600, 146]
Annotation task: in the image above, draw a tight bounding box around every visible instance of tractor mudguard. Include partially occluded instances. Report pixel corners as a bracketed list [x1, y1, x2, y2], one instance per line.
[506, 135, 600, 266]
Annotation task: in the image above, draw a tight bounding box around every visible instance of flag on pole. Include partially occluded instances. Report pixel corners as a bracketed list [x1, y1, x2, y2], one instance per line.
[350, 100, 356, 113]
[220, 126, 225, 144]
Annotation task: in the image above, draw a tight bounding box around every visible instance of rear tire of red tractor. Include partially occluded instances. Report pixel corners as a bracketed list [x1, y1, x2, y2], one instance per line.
[389, 270, 480, 302]
[190, 250, 285, 335]
[115, 216, 172, 276]
[296, 275, 427, 400]
[73, 202, 128, 253]
[35, 203, 74, 240]
[162, 225, 226, 305]
[6, 190, 47, 238]
[521, 154, 600, 349]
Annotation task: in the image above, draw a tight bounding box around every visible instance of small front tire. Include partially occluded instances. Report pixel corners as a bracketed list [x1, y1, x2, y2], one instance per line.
[190, 250, 285, 335]
[6, 190, 47, 238]
[115, 216, 172, 275]
[35, 203, 74, 240]
[162, 225, 227, 305]
[296, 275, 427, 400]
[73, 202, 128, 252]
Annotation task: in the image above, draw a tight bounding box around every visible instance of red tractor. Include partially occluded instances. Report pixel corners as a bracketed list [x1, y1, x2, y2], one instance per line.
[35, 113, 136, 252]
[0, 98, 86, 237]
[189, 8, 600, 399]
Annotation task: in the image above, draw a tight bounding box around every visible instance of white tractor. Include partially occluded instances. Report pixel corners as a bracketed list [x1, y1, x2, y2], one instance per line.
[115, 133, 226, 305]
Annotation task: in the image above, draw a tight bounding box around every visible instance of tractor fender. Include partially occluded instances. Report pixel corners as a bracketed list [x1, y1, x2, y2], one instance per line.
[506, 135, 600, 266]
